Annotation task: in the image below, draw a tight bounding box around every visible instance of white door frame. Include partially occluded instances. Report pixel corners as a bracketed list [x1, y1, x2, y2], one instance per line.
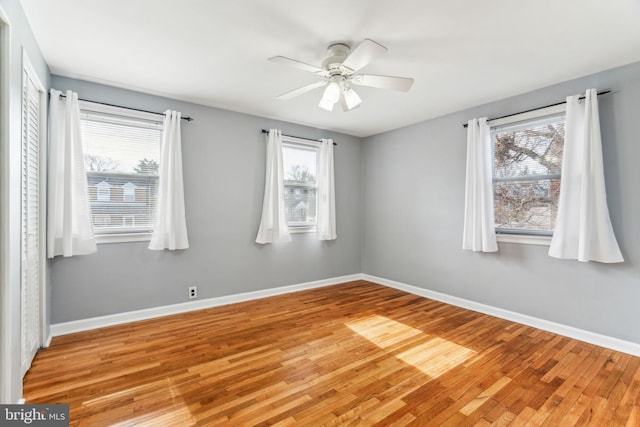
[0, 4, 13, 404]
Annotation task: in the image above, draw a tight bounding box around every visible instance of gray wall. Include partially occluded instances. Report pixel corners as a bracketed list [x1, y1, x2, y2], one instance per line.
[49, 76, 362, 323]
[361, 61, 640, 344]
[0, 0, 50, 404]
[51, 62, 640, 346]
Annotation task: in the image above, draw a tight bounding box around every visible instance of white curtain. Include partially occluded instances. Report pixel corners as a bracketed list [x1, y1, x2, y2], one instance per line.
[47, 89, 96, 258]
[316, 138, 337, 240]
[149, 110, 189, 250]
[548, 89, 623, 263]
[256, 129, 291, 244]
[462, 118, 498, 252]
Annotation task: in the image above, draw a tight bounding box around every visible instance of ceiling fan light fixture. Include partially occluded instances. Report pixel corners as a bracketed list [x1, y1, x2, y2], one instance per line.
[318, 80, 341, 111]
[270, 39, 414, 112]
[343, 86, 362, 110]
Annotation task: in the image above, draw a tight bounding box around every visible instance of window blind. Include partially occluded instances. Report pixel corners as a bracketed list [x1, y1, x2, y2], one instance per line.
[491, 113, 565, 234]
[79, 104, 162, 234]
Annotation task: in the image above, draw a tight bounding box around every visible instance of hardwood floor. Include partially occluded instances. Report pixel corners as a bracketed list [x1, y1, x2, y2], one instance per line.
[24, 280, 640, 426]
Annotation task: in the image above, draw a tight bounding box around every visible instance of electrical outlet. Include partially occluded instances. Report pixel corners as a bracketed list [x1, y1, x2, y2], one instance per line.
[188, 286, 197, 299]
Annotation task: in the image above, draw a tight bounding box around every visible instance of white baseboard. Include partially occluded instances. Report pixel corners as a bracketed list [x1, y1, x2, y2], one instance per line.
[43, 333, 52, 348]
[49, 272, 640, 357]
[362, 274, 640, 357]
[50, 274, 363, 336]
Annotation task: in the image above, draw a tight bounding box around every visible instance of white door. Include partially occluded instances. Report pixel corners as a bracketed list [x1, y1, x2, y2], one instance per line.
[21, 54, 45, 376]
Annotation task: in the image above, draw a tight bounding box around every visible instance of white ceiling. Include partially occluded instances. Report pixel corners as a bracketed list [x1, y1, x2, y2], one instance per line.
[19, 0, 640, 137]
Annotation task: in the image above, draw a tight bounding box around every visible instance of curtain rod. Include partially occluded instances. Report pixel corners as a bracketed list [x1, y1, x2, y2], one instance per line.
[54, 93, 194, 122]
[462, 90, 610, 128]
[260, 129, 337, 146]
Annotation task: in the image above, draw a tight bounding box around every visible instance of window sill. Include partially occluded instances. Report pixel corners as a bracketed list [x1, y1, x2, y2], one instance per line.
[497, 234, 552, 246]
[289, 226, 316, 234]
[96, 232, 152, 244]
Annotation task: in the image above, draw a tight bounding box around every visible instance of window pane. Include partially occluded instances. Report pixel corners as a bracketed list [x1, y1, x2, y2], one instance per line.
[82, 119, 161, 174]
[81, 110, 161, 234]
[494, 179, 560, 232]
[282, 143, 318, 227]
[284, 186, 317, 226]
[493, 116, 564, 179]
[282, 145, 317, 185]
[492, 113, 564, 234]
[87, 172, 158, 233]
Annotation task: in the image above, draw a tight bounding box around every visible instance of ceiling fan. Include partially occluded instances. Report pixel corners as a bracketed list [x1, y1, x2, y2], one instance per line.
[269, 39, 414, 112]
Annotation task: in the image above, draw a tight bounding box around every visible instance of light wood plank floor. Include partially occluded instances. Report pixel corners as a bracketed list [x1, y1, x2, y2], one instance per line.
[24, 281, 640, 426]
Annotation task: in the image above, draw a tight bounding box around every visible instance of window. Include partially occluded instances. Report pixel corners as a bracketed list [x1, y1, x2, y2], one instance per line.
[281, 137, 318, 231]
[123, 182, 136, 201]
[491, 104, 565, 240]
[79, 101, 162, 239]
[96, 181, 111, 201]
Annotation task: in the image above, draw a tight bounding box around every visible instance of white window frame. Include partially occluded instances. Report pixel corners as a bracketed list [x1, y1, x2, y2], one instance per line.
[490, 104, 566, 246]
[79, 101, 162, 244]
[281, 135, 319, 234]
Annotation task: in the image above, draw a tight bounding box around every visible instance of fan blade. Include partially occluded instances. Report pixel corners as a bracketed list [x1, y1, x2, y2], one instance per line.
[351, 74, 414, 92]
[342, 39, 387, 72]
[268, 56, 324, 74]
[276, 81, 327, 100]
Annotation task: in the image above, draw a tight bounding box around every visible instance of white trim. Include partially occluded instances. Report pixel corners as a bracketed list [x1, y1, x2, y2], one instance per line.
[497, 233, 552, 246]
[43, 333, 52, 348]
[96, 232, 152, 244]
[38, 82, 48, 349]
[17, 398, 25, 404]
[489, 103, 567, 128]
[78, 99, 164, 124]
[0, 4, 12, 405]
[282, 135, 321, 148]
[50, 274, 362, 336]
[289, 226, 316, 234]
[362, 274, 640, 357]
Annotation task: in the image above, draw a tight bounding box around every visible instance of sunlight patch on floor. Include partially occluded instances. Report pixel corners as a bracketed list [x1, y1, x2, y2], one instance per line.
[346, 315, 476, 378]
[396, 337, 476, 377]
[346, 315, 424, 348]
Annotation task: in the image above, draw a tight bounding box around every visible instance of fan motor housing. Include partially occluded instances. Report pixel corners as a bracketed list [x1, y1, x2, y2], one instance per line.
[322, 43, 354, 76]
